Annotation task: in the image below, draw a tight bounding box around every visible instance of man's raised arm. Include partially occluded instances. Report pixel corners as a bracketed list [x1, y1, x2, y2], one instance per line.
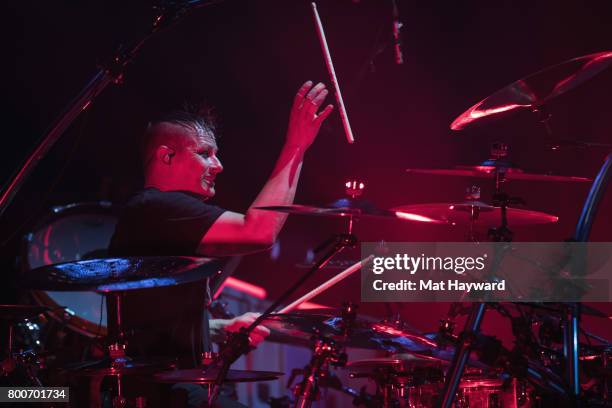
[198, 81, 333, 256]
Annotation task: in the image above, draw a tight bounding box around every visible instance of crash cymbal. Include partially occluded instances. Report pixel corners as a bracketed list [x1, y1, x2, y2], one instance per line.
[258, 198, 443, 224]
[20, 256, 222, 292]
[451, 50, 612, 130]
[263, 310, 437, 354]
[152, 368, 283, 384]
[0, 304, 51, 321]
[393, 202, 558, 227]
[406, 163, 591, 183]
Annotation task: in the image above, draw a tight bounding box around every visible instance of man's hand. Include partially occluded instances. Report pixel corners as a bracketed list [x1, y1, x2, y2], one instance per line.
[286, 81, 334, 150]
[210, 312, 271, 347]
[197, 81, 333, 257]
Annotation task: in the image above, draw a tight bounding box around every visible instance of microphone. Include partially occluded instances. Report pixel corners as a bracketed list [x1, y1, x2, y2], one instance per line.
[391, 0, 404, 65]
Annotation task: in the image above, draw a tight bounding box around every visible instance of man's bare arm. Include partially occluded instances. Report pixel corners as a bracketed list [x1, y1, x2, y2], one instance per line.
[197, 81, 333, 256]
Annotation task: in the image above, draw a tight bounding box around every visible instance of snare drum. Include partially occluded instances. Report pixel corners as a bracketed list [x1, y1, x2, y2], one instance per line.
[22, 202, 118, 337]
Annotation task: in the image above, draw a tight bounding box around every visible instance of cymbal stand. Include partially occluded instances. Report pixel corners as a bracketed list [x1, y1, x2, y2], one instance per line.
[293, 337, 347, 408]
[464, 185, 482, 242]
[1, 321, 43, 386]
[103, 292, 130, 408]
[292, 303, 354, 408]
[207, 233, 358, 406]
[439, 302, 487, 408]
[440, 173, 521, 407]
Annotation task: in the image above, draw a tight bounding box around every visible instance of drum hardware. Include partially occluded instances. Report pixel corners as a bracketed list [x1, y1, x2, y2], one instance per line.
[264, 310, 437, 353]
[21, 256, 221, 407]
[205, 232, 359, 406]
[257, 181, 443, 229]
[562, 152, 612, 402]
[406, 142, 592, 184]
[406, 166, 591, 183]
[288, 368, 378, 408]
[392, 200, 558, 230]
[346, 357, 446, 408]
[73, 292, 165, 408]
[21, 256, 222, 292]
[152, 366, 283, 384]
[401, 145, 562, 240]
[1, 305, 51, 386]
[290, 303, 354, 408]
[259, 199, 443, 225]
[292, 336, 348, 408]
[22, 201, 119, 337]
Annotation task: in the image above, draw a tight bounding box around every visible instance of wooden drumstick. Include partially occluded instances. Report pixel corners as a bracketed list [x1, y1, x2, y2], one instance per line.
[311, 2, 355, 144]
[277, 255, 374, 314]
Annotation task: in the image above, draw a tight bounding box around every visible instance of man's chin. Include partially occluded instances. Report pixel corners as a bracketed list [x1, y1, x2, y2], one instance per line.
[200, 186, 215, 199]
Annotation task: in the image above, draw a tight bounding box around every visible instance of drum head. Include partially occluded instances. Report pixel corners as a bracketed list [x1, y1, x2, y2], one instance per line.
[23, 202, 117, 337]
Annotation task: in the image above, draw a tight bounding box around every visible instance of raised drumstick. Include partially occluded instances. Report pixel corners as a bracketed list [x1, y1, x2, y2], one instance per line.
[311, 2, 355, 144]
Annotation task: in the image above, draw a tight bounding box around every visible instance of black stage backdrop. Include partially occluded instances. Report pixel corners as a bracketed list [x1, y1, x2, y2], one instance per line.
[4, 0, 612, 344]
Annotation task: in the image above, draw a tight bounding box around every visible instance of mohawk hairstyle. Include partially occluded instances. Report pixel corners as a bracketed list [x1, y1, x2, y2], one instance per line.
[140, 102, 220, 170]
[148, 102, 219, 137]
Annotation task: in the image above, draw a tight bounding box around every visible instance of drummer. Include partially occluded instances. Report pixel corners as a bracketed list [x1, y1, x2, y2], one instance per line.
[108, 81, 333, 405]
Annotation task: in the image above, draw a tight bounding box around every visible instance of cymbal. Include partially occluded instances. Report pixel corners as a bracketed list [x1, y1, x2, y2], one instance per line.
[257, 198, 443, 224]
[21, 256, 222, 293]
[451, 50, 612, 130]
[347, 355, 486, 374]
[263, 310, 438, 354]
[257, 198, 396, 218]
[390, 351, 487, 369]
[152, 368, 283, 384]
[347, 356, 442, 371]
[0, 304, 51, 321]
[63, 358, 174, 377]
[393, 202, 558, 227]
[406, 163, 591, 183]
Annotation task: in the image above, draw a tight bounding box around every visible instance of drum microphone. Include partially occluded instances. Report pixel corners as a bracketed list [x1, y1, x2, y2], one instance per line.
[391, 0, 404, 65]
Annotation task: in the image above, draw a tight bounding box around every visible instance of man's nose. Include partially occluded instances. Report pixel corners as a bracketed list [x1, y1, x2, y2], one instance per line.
[211, 156, 223, 174]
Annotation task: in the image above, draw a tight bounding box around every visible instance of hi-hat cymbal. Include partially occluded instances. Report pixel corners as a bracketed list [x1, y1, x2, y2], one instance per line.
[0, 304, 51, 321]
[257, 198, 443, 224]
[451, 51, 612, 130]
[21, 256, 222, 292]
[393, 202, 558, 227]
[152, 368, 283, 384]
[406, 164, 591, 183]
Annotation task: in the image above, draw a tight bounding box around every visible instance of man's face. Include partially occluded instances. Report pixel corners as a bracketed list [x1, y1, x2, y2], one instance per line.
[172, 125, 223, 198]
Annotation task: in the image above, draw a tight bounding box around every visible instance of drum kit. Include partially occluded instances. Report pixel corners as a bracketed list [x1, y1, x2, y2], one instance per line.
[3, 50, 612, 407]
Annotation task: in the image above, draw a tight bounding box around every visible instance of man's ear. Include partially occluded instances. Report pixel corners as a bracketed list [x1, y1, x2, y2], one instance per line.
[157, 145, 175, 165]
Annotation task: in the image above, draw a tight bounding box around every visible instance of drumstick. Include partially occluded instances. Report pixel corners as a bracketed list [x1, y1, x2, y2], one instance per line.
[277, 255, 374, 314]
[311, 2, 355, 144]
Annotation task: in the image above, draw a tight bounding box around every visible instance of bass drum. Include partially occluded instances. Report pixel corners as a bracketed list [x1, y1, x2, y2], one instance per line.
[22, 201, 118, 337]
